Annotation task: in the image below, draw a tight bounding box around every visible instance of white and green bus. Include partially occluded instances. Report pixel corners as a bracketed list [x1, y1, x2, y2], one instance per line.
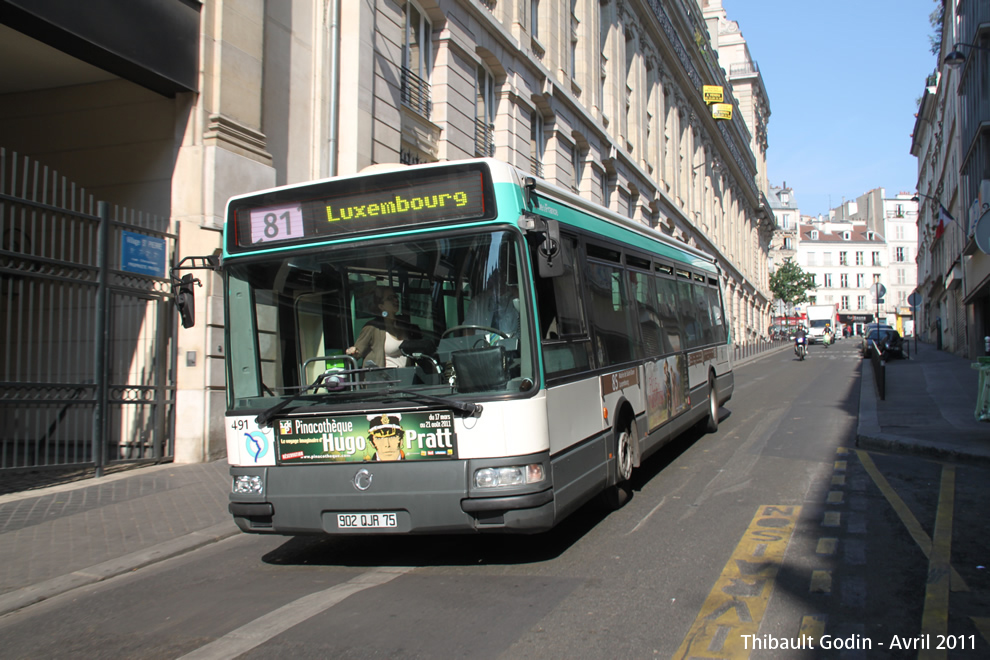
[214, 158, 733, 535]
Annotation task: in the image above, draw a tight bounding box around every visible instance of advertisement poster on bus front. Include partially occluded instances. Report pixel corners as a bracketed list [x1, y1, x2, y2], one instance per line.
[646, 355, 689, 431]
[275, 412, 457, 464]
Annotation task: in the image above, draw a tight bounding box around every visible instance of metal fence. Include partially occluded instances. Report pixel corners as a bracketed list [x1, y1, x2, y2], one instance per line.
[0, 148, 177, 475]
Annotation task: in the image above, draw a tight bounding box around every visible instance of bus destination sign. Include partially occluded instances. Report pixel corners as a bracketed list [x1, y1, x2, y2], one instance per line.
[233, 168, 490, 249]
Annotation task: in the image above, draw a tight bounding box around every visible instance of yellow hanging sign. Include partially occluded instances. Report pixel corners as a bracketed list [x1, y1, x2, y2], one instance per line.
[703, 85, 724, 104]
[711, 103, 733, 120]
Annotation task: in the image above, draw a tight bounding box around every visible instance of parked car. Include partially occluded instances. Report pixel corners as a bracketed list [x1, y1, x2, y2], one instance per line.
[860, 327, 904, 360]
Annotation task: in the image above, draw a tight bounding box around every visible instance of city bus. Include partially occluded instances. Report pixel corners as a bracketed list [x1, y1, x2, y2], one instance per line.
[211, 158, 733, 535]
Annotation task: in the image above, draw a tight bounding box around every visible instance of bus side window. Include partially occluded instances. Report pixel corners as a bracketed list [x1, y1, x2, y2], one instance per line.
[630, 268, 661, 358]
[654, 275, 683, 354]
[677, 278, 700, 349]
[534, 235, 592, 378]
[587, 260, 636, 366]
[692, 283, 715, 345]
[707, 287, 726, 343]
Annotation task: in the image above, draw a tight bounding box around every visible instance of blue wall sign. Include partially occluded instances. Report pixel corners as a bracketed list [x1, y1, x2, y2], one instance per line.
[121, 230, 167, 277]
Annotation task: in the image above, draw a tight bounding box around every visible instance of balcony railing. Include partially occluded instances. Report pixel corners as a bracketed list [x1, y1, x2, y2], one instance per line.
[529, 155, 543, 178]
[401, 67, 432, 118]
[729, 61, 760, 77]
[474, 118, 494, 157]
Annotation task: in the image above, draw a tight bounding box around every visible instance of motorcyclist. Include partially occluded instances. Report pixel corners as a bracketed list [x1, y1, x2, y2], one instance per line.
[793, 325, 808, 358]
[822, 322, 832, 347]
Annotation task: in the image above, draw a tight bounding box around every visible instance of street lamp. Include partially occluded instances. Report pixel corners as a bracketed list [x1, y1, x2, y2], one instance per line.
[945, 41, 990, 69]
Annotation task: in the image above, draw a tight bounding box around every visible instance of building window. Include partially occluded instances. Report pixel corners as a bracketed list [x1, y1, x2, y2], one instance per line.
[530, 110, 544, 177]
[896, 247, 906, 262]
[810, 230, 819, 240]
[783, 237, 793, 250]
[401, 2, 433, 117]
[572, 143, 583, 191]
[475, 64, 496, 157]
[839, 251, 848, 265]
[807, 252, 816, 266]
[570, 6, 579, 81]
[896, 268, 906, 285]
[531, 0, 540, 40]
[840, 273, 848, 288]
[823, 273, 832, 287]
[857, 295, 866, 309]
[841, 295, 849, 309]
[855, 251, 864, 266]
[872, 251, 881, 266]
[856, 273, 865, 288]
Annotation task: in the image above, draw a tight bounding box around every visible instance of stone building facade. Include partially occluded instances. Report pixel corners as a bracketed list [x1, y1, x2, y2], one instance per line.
[0, 0, 773, 462]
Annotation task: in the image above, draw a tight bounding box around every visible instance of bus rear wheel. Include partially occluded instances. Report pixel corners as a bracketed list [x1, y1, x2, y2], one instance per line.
[705, 376, 719, 433]
[602, 425, 633, 510]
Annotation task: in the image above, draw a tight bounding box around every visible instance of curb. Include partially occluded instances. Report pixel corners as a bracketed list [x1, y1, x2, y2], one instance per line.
[0, 522, 240, 618]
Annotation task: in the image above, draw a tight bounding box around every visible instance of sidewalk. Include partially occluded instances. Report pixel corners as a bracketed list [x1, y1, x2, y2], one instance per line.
[857, 339, 990, 465]
[0, 459, 237, 616]
[0, 340, 987, 618]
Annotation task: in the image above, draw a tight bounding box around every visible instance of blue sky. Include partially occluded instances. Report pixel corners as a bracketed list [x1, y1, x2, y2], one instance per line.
[723, 1, 940, 217]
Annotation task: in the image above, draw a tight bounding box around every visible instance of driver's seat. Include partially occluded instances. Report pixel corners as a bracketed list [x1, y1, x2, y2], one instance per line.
[452, 345, 507, 392]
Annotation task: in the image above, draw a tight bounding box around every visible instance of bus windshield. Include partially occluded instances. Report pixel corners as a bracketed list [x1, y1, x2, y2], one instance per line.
[225, 230, 534, 411]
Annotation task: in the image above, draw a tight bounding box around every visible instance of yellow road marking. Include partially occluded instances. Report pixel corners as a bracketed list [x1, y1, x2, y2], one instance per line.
[809, 570, 832, 594]
[919, 465, 955, 660]
[671, 505, 801, 659]
[799, 614, 826, 646]
[822, 511, 841, 527]
[816, 537, 837, 555]
[854, 450, 968, 592]
[826, 491, 844, 504]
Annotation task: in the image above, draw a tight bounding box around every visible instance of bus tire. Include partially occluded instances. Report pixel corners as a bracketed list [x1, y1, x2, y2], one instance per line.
[705, 376, 719, 433]
[602, 425, 634, 510]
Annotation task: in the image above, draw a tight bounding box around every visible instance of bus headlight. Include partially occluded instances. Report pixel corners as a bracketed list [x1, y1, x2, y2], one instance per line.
[474, 464, 545, 488]
[233, 475, 263, 494]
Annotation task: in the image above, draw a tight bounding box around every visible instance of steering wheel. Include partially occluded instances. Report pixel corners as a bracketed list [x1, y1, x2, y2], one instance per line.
[440, 325, 508, 341]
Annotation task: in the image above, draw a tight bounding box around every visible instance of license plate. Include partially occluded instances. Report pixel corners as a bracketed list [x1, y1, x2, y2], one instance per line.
[337, 512, 398, 529]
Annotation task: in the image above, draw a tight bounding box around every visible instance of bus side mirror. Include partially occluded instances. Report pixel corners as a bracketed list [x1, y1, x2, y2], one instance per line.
[170, 252, 221, 329]
[519, 213, 563, 278]
[175, 273, 198, 329]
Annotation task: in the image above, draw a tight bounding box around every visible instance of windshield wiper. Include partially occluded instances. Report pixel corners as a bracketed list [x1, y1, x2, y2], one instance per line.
[255, 366, 375, 427]
[384, 388, 483, 417]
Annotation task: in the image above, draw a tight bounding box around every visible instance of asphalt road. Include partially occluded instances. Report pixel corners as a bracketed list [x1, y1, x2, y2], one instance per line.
[1, 341, 987, 659]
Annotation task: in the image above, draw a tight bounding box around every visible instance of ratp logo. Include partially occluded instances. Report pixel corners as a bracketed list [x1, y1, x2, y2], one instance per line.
[244, 431, 270, 462]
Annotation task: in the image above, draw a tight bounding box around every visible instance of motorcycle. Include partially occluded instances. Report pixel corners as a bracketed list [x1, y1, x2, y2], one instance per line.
[822, 332, 831, 348]
[794, 335, 808, 360]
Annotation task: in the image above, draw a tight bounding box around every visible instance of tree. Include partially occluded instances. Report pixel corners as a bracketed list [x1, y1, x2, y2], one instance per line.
[769, 258, 816, 311]
[928, 0, 943, 56]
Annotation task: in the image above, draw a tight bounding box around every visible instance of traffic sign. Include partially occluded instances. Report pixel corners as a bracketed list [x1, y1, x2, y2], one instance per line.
[908, 292, 922, 307]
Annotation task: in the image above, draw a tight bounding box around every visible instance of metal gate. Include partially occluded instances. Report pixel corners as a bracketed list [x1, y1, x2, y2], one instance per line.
[0, 148, 177, 474]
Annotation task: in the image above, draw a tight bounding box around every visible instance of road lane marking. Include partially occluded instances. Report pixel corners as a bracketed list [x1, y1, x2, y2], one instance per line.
[798, 614, 826, 646]
[816, 537, 837, 555]
[177, 566, 414, 660]
[671, 505, 801, 659]
[854, 450, 968, 592]
[919, 465, 955, 660]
